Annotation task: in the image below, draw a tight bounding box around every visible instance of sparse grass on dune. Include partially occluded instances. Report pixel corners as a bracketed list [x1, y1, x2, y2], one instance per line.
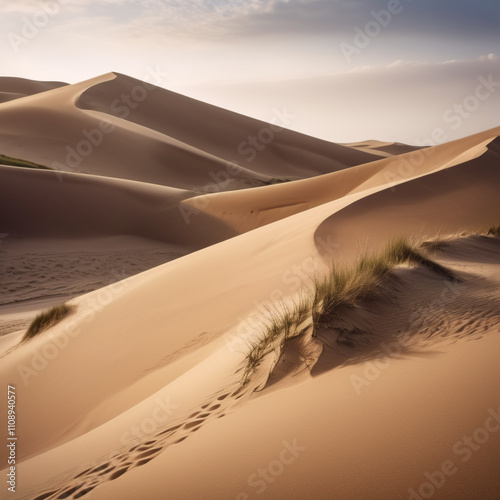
[242, 236, 458, 384]
[421, 225, 500, 252]
[313, 237, 456, 330]
[0, 153, 52, 170]
[242, 295, 311, 385]
[23, 303, 75, 342]
[386, 237, 457, 281]
[421, 239, 449, 252]
[486, 225, 500, 236]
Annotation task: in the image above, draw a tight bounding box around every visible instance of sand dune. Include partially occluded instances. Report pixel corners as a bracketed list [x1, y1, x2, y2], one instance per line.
[62, 235, 500, 500]
[184, 128, 500, 235]
[0, 77, 67, 104]
[0, 71, 380, 316]
[0, 165, 232, 244]
[0, 75, 499, 500]
[0, 163, 233, 315]
[0, 73, 379, 190]
[77, 73, 381, 177]
[342, 139, 426, 157]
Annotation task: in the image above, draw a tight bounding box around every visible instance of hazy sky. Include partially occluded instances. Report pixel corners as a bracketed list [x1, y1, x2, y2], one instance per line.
[1, 0, 499, 143]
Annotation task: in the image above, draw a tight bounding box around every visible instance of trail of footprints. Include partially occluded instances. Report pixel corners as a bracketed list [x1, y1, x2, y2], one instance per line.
[30, 385, 249, 500]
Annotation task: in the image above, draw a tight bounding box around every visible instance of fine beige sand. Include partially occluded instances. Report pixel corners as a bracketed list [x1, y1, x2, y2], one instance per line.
[0, 77, 67, 104]
[0, 74, 499, 500]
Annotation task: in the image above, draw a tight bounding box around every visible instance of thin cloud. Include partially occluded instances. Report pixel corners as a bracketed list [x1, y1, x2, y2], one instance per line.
[182, 55, 500, 144]
[210, 0, 500, 40]
[2, 0, 498, 47]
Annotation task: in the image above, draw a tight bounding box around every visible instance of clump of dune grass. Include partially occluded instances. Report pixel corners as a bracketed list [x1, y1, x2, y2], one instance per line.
[385, 237, 457, 281]
[0, 153, 52, 170]
[421, 239, 449, 252]
[241, 237, 458, 385]
[312, 237, 456, 331]
[242, 295, 311, 385]
[22, 303, 75, 342]
[486, 225, 500, 236]
[422, 225, 500, 250]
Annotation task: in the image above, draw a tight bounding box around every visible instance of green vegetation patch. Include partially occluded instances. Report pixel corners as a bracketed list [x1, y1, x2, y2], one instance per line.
[0, 154, 52, 170]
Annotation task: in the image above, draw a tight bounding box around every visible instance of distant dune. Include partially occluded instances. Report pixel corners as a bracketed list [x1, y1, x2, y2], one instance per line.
[0, 77, 67, 104]
[0, 74, 499, 500]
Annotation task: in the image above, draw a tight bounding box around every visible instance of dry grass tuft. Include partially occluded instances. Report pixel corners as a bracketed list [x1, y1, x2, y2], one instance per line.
[242, 237, 458, 384]
[486, 225, 500, 236]
[23, 303, 75, 342]
[0, 153, 52, 170]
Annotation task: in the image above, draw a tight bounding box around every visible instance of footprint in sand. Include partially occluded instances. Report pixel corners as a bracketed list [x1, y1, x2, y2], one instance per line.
[183, 419, 206, 430]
